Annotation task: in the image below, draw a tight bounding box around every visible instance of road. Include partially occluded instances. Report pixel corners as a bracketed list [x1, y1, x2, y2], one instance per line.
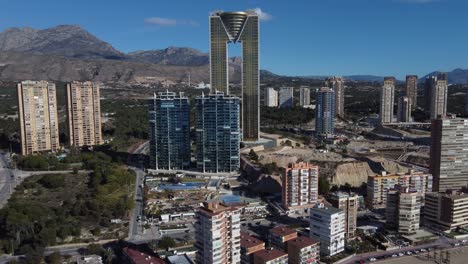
[0, 152, 17, 208]
[127, 166, 146, 242]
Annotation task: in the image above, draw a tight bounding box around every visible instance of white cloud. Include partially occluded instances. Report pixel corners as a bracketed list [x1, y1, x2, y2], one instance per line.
[253, 8, 273, 21]
[144, 17, 199, 26]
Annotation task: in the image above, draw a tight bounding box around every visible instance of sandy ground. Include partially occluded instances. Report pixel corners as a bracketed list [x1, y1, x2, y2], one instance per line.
[378, 246, 468, 264]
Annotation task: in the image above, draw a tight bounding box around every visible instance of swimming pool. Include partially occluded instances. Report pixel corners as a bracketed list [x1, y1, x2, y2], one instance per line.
[157, 182, 206, 191]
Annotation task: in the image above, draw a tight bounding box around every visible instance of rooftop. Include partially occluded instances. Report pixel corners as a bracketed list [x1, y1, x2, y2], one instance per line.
[311, 205, 343, 215]
[240, 231, 265, 249]
[270, 226, 297, 237]
[253, 248, 288, 262]
[287, 236, 319, 249]
[122, 248, 165, 264]
[167, 254, 194, 264]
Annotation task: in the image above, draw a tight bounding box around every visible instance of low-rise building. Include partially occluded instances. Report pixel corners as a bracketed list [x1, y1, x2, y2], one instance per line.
[122, 248, 165, 264]
[286, 236, 320, 264]
[241, 231, 265, 264]
[252, 248, 288, 264]
[268, 226, 298, 251]
[309, 204, 345, 256]
[424, 190, 468, 231]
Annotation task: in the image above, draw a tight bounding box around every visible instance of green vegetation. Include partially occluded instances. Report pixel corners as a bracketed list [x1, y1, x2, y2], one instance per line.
[158, 236, 176, 249]
[16, 153, 72, 171]
[260, 162, 280, 175]
[248, 149, 259, 162]
[0, 151, 135, 255]
[318, 176, 330, 195]
[260, 106, 314, 126]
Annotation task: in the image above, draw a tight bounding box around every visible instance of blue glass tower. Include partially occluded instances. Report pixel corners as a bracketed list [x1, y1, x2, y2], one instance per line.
[315, 87, 335, 136]
[149, 91, 190, 170]
[195, 92, 240, 173]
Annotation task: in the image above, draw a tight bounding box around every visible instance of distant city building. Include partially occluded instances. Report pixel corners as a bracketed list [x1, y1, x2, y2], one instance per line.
[430, 117, 468, 192]
[386, 186, 422, 235]
[268, 226, 297, 251]
[366, 170, 432, 209]
[66, 81, 102, 148]
[465, 89, 468, 116]
[279, 87, 294, 108]
[17, 80, 59, 155]
[240, 231, 265, 264]
[405, 75, 418, 108]
[325, 77, 345, 118]
[380, 77, 395, 125]
[299, 87, 311, 107]
[281, 162, 319, 214]
[149, 91, 190, 170]
[309, 204, 345, 256]
[424, 76, 435, 113]
[286, 236, 320, 264]
[424, 190, 468, 231]
[195, 92, 240, 173]
[315, 87, 335, 136]
[210, 10, 259, 141]
[252, 249, 288, 264]
[329, 192, 359, 240]
[195, 201, 241, 264]
[397, 96, 412, 123]
[264, 87, 278, 107]
[431, 74, 448, 120]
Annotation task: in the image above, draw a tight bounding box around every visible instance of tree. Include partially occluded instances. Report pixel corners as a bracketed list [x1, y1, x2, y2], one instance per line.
[158, 236, 176, 249]
[318, 177, 330, 195]
[86, 243, 105, 256]
[45, 252, 61, 264]
[248, 149, 259, 162]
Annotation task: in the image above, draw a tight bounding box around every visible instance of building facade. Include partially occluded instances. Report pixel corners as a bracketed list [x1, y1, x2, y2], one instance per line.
[252, 249, 288, 264]
[366, 170, 432, 209]
[397, 96, 411, 123]
[149, 91, 190, 170]
[329, 192, 358, 240]
[264, 88, 278, 107]
[428, 73, 448, 120]
[405, 75, 418, 108]
[17, 80, 59, 155]
[240, 232, 265, 264]
[315, 87, 335, 136]
[66, 81, 102, 148]
[278, 87, 294, 108]
[430, 118, 468, 192]
[325, 77, 345, 118]
[386, 186, 422, 235]
[282, 162, 319, 214]
[195, 201, 241, 264]
[380, 77, 395, 124]
[268, 226, 297, 251]
[299, 87, 311, 107]
[210, 10, 259, 141]
[309, 204, 345, 256]
[287, 236, 320, 264]
[195, 92, 240, 173]
[424, 190, 468, 231]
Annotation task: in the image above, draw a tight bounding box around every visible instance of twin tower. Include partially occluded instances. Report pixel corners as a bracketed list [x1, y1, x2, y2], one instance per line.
[210, 10, 260, 142]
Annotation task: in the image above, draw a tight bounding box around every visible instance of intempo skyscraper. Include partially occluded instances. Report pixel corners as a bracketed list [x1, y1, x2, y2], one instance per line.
[210, 10, 260, 141]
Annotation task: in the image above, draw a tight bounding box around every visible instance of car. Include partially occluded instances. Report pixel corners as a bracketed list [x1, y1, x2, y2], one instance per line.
[398, 253, 404, 257]
[406, 251, 412, 255]
[414, 250, 420, 254]
[256, 222, 261, 225]
[420, 248, 427, 252]
[454, 243, 461, 246]
[368, 257, 377, 262]
[462, 240, 468, 243]
[391, 254, 398, 258]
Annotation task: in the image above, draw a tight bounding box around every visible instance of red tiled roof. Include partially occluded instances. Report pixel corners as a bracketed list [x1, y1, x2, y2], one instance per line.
[123, 247, 165, 264]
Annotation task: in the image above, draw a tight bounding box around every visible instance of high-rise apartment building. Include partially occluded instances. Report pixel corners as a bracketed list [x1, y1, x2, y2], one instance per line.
[240, 232, 265, 264]
[429, 73, 448, 120]
[281, 162, 319, 214]
[195, 92, 240, 173]
[252, 249, 288, 264]
[309, 204, 345, 256]
[424, 76, 435, 113]
[299, 87, 311, 107]
[315, 87, 335, 136]
[397, 96, 411, 123]
[325, 77, 345, 118]
[287, 236, 320, 264]
[268, 226, 297, 251]
[329, 192, 359, 240]
[405, 75, 418, 108]
[366, 170, 432, 209]
[424, 190, 468, 231]
[380, 77, 395, 125]
[210, 10, 259, 141]
[386, 186, 422, 235]
[17, 80, 59, 155]
[278, 87, 294, 108]
[195, 201, 241, 264]
[430, 118, 468, 192]
[264, 87, 278, 107]
[149, 91, 190, 170]
[66, 81, 102, 148]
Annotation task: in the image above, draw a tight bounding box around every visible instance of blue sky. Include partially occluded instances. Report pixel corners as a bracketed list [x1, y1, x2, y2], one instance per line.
[0, 0, 467, 78]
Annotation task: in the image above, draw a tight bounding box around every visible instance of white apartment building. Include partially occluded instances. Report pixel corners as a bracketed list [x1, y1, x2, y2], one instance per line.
[309, 204, 345, 256]
[195, 201, 242, 264]
[265, 87, 278, 107]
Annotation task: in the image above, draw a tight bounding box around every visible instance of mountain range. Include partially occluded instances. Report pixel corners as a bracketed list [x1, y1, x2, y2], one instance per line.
[0, 25, 467, 84]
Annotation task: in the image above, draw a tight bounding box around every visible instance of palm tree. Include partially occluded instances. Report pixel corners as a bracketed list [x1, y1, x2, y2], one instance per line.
[103, 248, 116, 264]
